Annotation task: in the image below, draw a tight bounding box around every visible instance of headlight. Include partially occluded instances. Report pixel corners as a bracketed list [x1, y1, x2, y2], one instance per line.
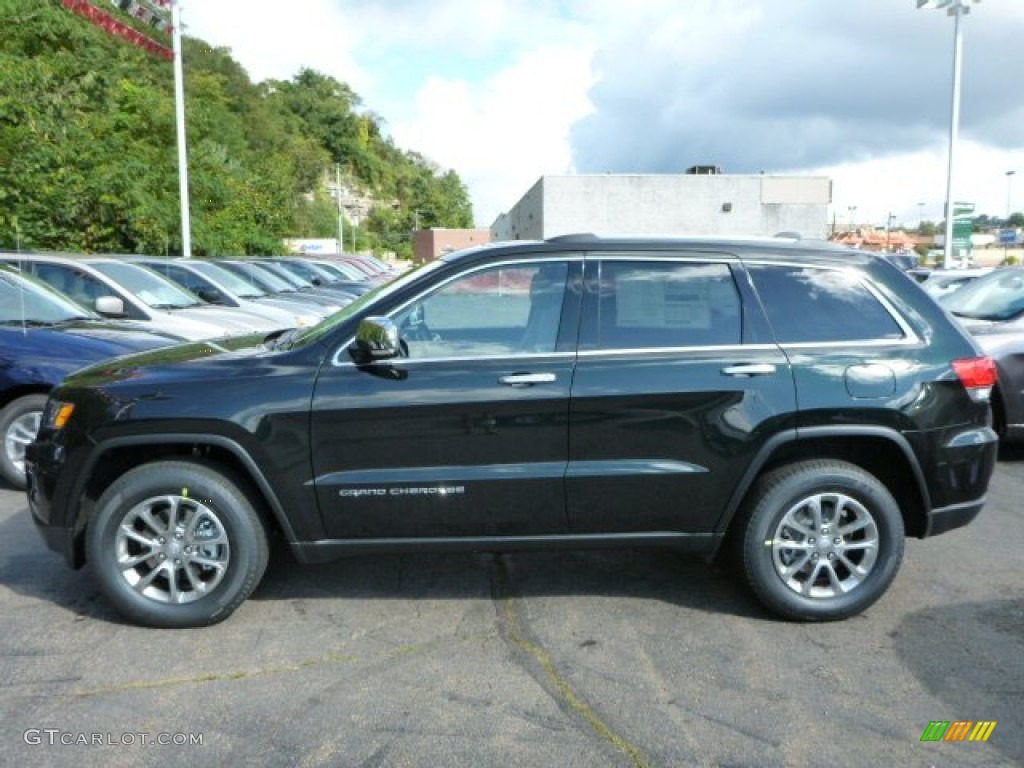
[44, 400, 76, 429]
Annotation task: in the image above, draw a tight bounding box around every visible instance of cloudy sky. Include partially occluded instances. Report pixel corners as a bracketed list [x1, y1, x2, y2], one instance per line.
[182, 0, 1024, 230]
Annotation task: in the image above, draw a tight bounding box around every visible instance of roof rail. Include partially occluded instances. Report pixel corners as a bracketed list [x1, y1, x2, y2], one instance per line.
[545, 233, 599, 243]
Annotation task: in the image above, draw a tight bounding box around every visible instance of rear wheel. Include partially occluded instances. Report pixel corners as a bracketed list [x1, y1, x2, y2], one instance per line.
[0, 394, 47, 489]
[86, 460, 269, 628]
[741, 460, 904, 621]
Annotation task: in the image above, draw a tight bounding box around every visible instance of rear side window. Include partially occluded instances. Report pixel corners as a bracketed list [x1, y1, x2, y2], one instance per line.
[581, 261, 741, 349]
[747, 264, 904, 343]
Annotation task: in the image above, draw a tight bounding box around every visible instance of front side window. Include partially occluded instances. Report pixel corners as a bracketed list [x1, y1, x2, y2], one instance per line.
[581, 261, 742, 350]
[391, 262, 569, 359]
[747, 264, 905, 344]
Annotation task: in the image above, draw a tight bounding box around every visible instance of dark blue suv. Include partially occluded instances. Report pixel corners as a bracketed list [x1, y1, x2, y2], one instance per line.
[0, 267, 178, 488]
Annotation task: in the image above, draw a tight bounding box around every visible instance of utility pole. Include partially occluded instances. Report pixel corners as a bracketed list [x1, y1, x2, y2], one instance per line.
[335, 164, 345, 254]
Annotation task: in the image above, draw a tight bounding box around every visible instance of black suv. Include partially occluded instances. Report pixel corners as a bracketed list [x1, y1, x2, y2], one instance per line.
[25, 236, 999, 627]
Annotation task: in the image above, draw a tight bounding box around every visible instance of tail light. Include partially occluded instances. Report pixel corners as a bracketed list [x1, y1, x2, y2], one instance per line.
[952, 357, 997, 403]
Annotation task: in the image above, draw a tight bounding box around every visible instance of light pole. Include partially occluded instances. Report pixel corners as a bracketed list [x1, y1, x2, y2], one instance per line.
[335, 164, 345, 254]
[171, 0, 191, 258]
[886, 213, 896, 252]
[1008, 170, 1017, 224]
[1006, 170, 1017, 261]
[916, 0, 980, 270]
[848, 205, 858, 232]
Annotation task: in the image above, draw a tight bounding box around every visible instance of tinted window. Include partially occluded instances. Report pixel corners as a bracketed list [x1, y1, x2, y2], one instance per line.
[748, 264, 904, 343]
[582, 261, 741, 349]
[391, 262, 569, 359]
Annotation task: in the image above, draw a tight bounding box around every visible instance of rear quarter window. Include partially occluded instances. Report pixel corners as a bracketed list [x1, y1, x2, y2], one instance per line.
[747, 264, 905, 344]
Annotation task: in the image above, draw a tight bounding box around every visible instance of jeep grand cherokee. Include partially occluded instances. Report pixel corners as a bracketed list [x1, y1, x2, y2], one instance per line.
[25, 236, 999, 627]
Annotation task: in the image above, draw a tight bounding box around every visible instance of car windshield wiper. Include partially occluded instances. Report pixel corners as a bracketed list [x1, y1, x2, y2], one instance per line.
[54, 315, 97, 323]
[0, 318, 54, 326]
[149, 302, 192, 310]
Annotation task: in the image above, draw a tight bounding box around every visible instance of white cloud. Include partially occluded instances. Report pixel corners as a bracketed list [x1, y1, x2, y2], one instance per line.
[180, 0, 365, 88]
[392, 45, 596, 225]
[180, 1, 1024, 232]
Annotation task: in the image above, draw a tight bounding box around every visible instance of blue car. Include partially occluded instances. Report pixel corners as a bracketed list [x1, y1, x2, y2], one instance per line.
[0, 267, 180, 488]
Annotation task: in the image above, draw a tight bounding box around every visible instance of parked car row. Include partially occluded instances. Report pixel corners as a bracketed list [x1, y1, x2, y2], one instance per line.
[0, 252, 399, 489]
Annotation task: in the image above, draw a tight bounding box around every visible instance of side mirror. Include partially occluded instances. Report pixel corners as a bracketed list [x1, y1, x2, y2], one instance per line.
[196, 287, 224, 304]
[95, 295, 126, 317]
[349, 316, 403, 364]
[311, 277, 323, 286]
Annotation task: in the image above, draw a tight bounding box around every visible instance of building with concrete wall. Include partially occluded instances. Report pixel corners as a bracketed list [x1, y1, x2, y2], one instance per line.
[491, 174, 832, 242]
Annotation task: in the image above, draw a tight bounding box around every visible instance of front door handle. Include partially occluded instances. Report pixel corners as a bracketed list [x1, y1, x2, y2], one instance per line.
[499, 373, 556, 387]
[721, 363, 777, 377]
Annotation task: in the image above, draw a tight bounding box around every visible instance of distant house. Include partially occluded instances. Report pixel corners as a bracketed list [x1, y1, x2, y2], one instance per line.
[830, 229, 923, 253]
[412, 228, 492, 262]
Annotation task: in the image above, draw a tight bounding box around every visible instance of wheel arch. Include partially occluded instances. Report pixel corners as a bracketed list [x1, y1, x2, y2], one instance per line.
[68, 434, 302, 567]
[715, 426, 930, 556]
[1, 384, 52, 411]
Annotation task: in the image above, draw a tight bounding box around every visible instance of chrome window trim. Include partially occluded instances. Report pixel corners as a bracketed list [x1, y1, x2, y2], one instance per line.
[580, 251, 740, 263]
[577, 343, 776, 358]
[740, 259, 920, 345]
[331, 255, 581, 367]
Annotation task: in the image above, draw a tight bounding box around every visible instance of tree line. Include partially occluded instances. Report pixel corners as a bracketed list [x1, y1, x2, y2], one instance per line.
[0, 0, 474, 258]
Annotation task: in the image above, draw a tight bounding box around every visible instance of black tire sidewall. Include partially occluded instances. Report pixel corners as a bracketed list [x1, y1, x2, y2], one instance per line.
[743, 462, 905, 621]
[87, 461, 268, 628]
[0, 394, 48, 489]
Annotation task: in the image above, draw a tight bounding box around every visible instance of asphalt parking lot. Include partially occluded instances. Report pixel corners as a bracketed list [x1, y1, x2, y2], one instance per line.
[1, 455, 1021, 768]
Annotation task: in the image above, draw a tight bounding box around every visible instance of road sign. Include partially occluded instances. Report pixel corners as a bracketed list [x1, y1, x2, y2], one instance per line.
[952, 202, 974, 252]
[1000, 229, 1019, 245]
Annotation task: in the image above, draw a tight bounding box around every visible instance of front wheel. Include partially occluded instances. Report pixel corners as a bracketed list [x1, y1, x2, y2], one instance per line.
[0, 394, 47, 489]
[741, 460, 905, 621]
[86, 460, 269, 628]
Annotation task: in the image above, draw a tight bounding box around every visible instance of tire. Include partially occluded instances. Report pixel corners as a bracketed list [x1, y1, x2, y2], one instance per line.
[86, 460, 269, 628]
[0, 394, 47, 490]
[740, 459, 905, 622]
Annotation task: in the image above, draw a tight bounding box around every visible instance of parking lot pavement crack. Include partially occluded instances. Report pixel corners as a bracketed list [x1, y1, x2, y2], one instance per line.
[490, 555, 652, 768]
[64, 651, 360, 698]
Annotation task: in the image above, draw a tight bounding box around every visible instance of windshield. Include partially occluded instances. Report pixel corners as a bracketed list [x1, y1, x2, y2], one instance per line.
[317, 261, 363, 280]
[0, 270, 97, 324]
[942, 270, 1024, 321]
[260, 261, 313, 289]
[234, 262, 294, 292]
[287, 259, 445, 347]
[189, 261, 268, 299]
[276, 259, 331, 283]
[89, 261, 201, 309]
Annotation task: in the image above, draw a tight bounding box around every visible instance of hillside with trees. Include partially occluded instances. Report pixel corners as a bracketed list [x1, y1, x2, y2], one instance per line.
[0, 0, 474, 258]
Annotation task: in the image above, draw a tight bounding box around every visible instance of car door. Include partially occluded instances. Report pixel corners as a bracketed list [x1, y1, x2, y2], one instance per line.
[310, 257, 581, 539]
[567, 253, 796, 536]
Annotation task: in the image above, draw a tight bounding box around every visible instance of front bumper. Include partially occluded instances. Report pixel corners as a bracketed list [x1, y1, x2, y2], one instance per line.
[25, 435, 86, 569]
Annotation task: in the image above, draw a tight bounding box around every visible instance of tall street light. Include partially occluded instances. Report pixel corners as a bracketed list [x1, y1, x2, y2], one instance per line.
[171, 0, 191, 258]
[1008, 170, 1017, 223]
[916, 0, 981, 270]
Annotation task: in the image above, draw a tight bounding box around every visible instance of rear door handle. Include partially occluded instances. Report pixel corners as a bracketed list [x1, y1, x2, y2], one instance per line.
[721, 363, 777, 377]
[499, 373, 557, 387]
